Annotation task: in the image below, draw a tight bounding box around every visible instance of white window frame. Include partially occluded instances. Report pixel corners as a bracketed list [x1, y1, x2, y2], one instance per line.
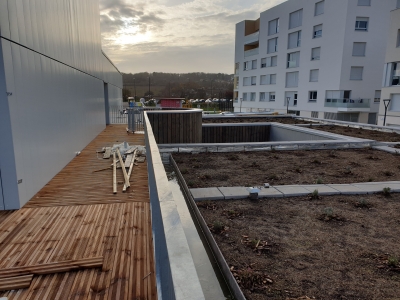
[260, 75, 267, 85]
[309, 91, 318, 102]
[350, 66, 364, 80]
[267, 38, 278, 53]
[267, 56, 277, 67]
[313, 24, 322, 38]
[310, 69, 319, 82]
[242, 92, 248, 101]
[269, 74, 277, 85]
[261, 58, 267, 68]
[251, 76, 257, 85]
[287, 51, 300, 68]
[286, 72, 299, 88]
[244, 61, 249, 70]
[374, 90, 381, 103]
[269, 92, 276, 101]
[397, 29, 400, 48]
[315, 1, 324, 16]
[355, 17, 369, 31]
[311, 47, 321, 60]
[250, 92, 256, 101]
[352, 42, 366, 56]
[268, 18, 279, 36]
[243, 77, 250, 86]
[288, 31, 301, 49]
[397, 0, 400, 8]
[289, 9, 303, 29]
[260, 92, 266, 101]
[251, 59, 257, 69]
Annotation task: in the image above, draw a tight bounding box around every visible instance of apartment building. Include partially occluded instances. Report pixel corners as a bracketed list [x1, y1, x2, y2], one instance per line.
[377, 8, 400, 126]
[0, 0, 122, 209]
[234, 0, 400, 123]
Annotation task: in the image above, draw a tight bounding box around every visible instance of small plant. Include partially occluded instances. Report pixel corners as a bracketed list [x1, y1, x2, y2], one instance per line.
[250, 161, 259, 167]
[355, 198, 370, 208]
[323, 207, 334, 217]
[180, 168, 189, 174]
[295, 167, 302, 173]
[310, 189, 319, 200]
[382, 187, 391, 197]
[187, 180, 195, 188]
[269, 174, 279, 181]
[344, 166, 353, 175]
[329, 150, 337, 158]
[395, 150, 400, 156]
[388, 256, 399, 267]
[200, 174, 211, 180]
[312, 159, 322, 164]
[212, 221, 225, 234]
[383, 170, 394, 177]
[192, 164, 200, 169]
[270, 148, 276, 153]
[368, 177, 374, 182]
[316, 177, 323, 184]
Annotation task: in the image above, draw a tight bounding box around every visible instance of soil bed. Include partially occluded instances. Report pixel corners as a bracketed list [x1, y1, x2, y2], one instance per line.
[308, 124, 400, 142]
[198, 193, 400, 299]
[173, 149, 400, 188]
[202, 117, 310, 125]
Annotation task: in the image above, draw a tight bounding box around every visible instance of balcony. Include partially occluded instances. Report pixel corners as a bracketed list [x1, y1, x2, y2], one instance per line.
[325, 98, 371, 112]
[244, 31, 259, 45]
[244, 47, 259, 57]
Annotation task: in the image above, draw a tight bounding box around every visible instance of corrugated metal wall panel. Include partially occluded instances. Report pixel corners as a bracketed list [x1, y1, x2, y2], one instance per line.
[0, 0, 122, 208]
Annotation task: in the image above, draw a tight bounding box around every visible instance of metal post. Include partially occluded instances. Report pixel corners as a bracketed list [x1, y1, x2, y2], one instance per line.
[286, 97, 290, 114]
[148, 76, 151, 100]
[383, 99, 391, 126]
[133, 78, 136, 101]
[240, 97, 243, 113]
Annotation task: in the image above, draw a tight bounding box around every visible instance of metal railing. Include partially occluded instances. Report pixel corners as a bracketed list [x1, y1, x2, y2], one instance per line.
[127, 107, 161, 132]
[244, 48, 259, 57]
[244, 31, 259, 45]
[324, 98, 370, 109]
[109, 106, 129, 124]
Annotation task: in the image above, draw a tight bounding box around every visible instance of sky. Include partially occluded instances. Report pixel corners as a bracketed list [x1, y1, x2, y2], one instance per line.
[99, 0, 286, 74]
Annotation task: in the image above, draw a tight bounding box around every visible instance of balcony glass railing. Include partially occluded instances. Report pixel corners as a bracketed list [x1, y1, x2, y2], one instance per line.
[244, 48, 259, 57]
[324, 98, 370, 109]
[244, 31, 259, 45]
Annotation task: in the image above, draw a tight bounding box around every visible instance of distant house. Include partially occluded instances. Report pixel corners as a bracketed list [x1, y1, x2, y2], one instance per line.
[158, 98, 184, 108]
[377, 8, 400, 126]
[0, 0, 122, 209]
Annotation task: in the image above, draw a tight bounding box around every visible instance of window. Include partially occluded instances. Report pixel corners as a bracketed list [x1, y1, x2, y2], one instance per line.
[244, 61, 249, 70]
[355, 17, 368, 31]
[269, 92, 276, 101]
[235, 63, 239, 74]
[392, 63, 399, 86]
[311, 111, 319, 118]
[251, 60, 257, 69]
[311, 47, 321, 60]
[287, 51, 300, 68]
[289, 9, 303, 29]
[261, 58, 267, 68]
[286, 72, 299, 87]
[315, 1, 324, 16]
[397, 30, 400, 47]
[310, 69, 319, 82]
[242, 92, 248, 101]
[293, 93, 298, 106]
[251, 76, 257, 85]
[267, 56, 278, 67]
[309, 91, 318, 102]
[261, 74, 276, 85]
[250, 92, 256, 101]
[374, 90, 381, 103]
[352, 42, 366, 56]
[243, 77, 250, 86]
[268, 18, 279, 35]
[260, 92, 266, 101]
[288, 31, 301, 49]
[267, 38, 278, 53]
[397, 0, 400, 8]
[350, 66, 364, 80]
[313, 24, 322, 38]
[357, 0, 371, 5]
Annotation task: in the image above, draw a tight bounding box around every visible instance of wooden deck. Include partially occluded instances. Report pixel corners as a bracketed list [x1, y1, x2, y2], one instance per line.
[0, 125, 157, 299]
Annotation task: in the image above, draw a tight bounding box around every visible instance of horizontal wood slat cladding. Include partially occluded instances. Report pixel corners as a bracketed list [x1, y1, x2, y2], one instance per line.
[202, 125, 271, 143]
[146, 111, 202, 144]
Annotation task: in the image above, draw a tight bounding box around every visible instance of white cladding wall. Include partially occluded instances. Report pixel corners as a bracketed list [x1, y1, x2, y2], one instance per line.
[234, 0, 396, 118]
[0, 0, 122, 209]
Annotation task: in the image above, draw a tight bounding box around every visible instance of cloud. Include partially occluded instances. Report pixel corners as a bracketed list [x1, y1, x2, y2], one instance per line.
[100, 0, 287, 72]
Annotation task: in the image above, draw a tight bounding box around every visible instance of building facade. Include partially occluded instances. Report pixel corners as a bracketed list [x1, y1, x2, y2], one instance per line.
[0, 0, 122, 209]
[377, 8, 400, 126]
[234, 0, 400, 123]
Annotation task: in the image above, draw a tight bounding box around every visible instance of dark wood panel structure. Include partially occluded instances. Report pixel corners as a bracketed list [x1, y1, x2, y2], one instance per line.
[146, 110, 202, 144]
[202, 124, 271, 143]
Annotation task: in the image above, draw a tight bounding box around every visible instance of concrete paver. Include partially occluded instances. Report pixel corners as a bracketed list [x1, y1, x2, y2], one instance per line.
[258, 187, 284, 198]
[302, 184, 341, 195]
[218, 187, 248, 200]
[190, 187, 224, 201]
[273, 185, 311, 197]
[326, 184, 368, 195]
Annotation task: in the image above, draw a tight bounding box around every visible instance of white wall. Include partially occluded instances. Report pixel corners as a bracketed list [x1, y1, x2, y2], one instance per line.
[0, 0, 122, 209]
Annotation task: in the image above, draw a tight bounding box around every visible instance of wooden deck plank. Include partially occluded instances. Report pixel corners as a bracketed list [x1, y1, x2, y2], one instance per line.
[0, 126, 157, 299]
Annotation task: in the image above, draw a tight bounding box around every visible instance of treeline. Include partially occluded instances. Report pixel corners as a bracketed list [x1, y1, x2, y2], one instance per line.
[122, 72, 234, 101]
